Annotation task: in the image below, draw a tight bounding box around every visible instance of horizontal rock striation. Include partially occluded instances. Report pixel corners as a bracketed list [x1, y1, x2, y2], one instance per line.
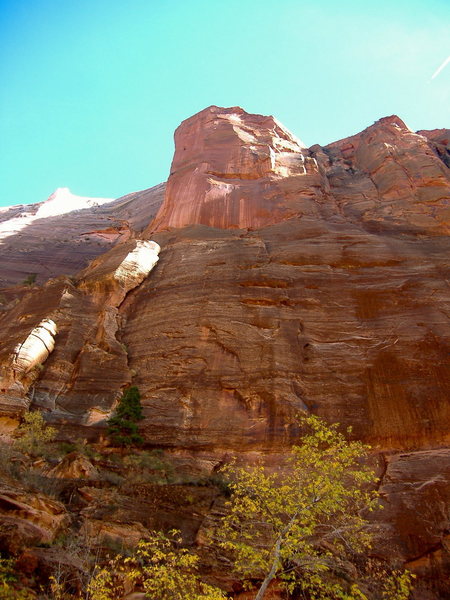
[0, 106, 449, 595]
[122, 223, 450, 452]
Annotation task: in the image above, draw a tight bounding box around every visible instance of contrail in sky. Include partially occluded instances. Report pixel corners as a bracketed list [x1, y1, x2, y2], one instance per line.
[431, 56, 450, 79]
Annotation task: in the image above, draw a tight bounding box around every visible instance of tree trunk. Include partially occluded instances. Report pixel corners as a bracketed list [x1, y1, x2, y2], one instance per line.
[254, 536, 282, 600]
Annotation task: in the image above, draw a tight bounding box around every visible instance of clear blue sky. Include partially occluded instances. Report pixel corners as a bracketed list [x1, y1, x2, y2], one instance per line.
[0, 0, 449, 207]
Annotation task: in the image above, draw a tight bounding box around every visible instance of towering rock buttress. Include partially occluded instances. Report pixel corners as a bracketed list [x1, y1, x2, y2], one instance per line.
[0, 106, 449, 596]
[150, 106, 313, 230]
[151, 107, 449, 234]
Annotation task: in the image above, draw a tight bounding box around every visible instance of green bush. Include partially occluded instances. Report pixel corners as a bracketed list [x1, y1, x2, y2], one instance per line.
[22, 274, 36, 286]
[58, 442, 78, 455]
[101, 470, 125, 486]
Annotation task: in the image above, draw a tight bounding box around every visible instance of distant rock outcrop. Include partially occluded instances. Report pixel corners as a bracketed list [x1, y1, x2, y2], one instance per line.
[0, 184, 164, 287]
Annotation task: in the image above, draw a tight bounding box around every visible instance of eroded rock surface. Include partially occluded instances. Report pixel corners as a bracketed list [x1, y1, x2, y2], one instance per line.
[0, 184, 164, 287]
[323, 116, 450, 233]
[0, 106, 448, 595]
[78, 239, 160, 305]
[122, 223, 450, 453]
[375, 449, 450, 599]
[48, 452, 99, 480]
[0, 239, 160, 424]
[150, 106, 316, 231]
[12, 318, 58, 375]
[0, 485, 68, 552]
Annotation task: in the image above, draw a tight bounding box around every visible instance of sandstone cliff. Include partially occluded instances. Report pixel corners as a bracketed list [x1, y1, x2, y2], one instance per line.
[0, 106, 449, 597]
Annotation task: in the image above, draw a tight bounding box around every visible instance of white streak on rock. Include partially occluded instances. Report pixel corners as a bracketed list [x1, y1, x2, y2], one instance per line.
[13, 319, 58, 373]
[112, 240, 160, 293]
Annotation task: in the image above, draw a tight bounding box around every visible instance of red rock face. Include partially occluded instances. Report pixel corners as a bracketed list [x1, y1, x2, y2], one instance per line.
[0, 106, 449, 596]
[323, 116, 450, 233]
[151, 108, 449, 236]
[372, 448, 450, 599]
[150, 106, 321, 231]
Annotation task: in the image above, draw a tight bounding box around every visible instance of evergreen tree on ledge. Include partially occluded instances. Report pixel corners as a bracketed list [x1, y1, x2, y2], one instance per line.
[107, 386, 144, 447]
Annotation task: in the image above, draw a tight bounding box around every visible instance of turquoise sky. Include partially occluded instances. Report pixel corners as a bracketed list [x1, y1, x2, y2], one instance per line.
[0, 0, 449, 207]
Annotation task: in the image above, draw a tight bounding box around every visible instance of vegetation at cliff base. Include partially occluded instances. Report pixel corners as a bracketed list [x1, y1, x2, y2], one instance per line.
[214, 414, 415, 600]
[0, 409, 415, 600]
[21, 273, 36, 286]
[13, 410, 56, 457]
[0, 555, 34, 600]
[106, 385, 144, 447]
[88, 530, 226, 600]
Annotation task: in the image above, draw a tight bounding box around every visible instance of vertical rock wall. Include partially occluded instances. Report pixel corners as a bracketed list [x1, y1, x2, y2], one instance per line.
[0, 106, 449, 595]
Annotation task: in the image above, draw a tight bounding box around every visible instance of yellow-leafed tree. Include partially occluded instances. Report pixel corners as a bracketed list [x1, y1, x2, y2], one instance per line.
[215, 415, 414, 600]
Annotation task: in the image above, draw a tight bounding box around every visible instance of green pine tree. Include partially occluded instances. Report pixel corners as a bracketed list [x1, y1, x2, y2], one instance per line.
[107, 386, 144, 447]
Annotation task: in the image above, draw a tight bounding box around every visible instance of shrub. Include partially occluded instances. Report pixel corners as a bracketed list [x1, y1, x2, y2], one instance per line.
[19, 470, 62, 498]
[22, 274, 36, 286]
[88, 530, 227, 600]
[0, 555, 34, 600]
[122, 450, 174, 484]
[14, 411, 56, 457]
